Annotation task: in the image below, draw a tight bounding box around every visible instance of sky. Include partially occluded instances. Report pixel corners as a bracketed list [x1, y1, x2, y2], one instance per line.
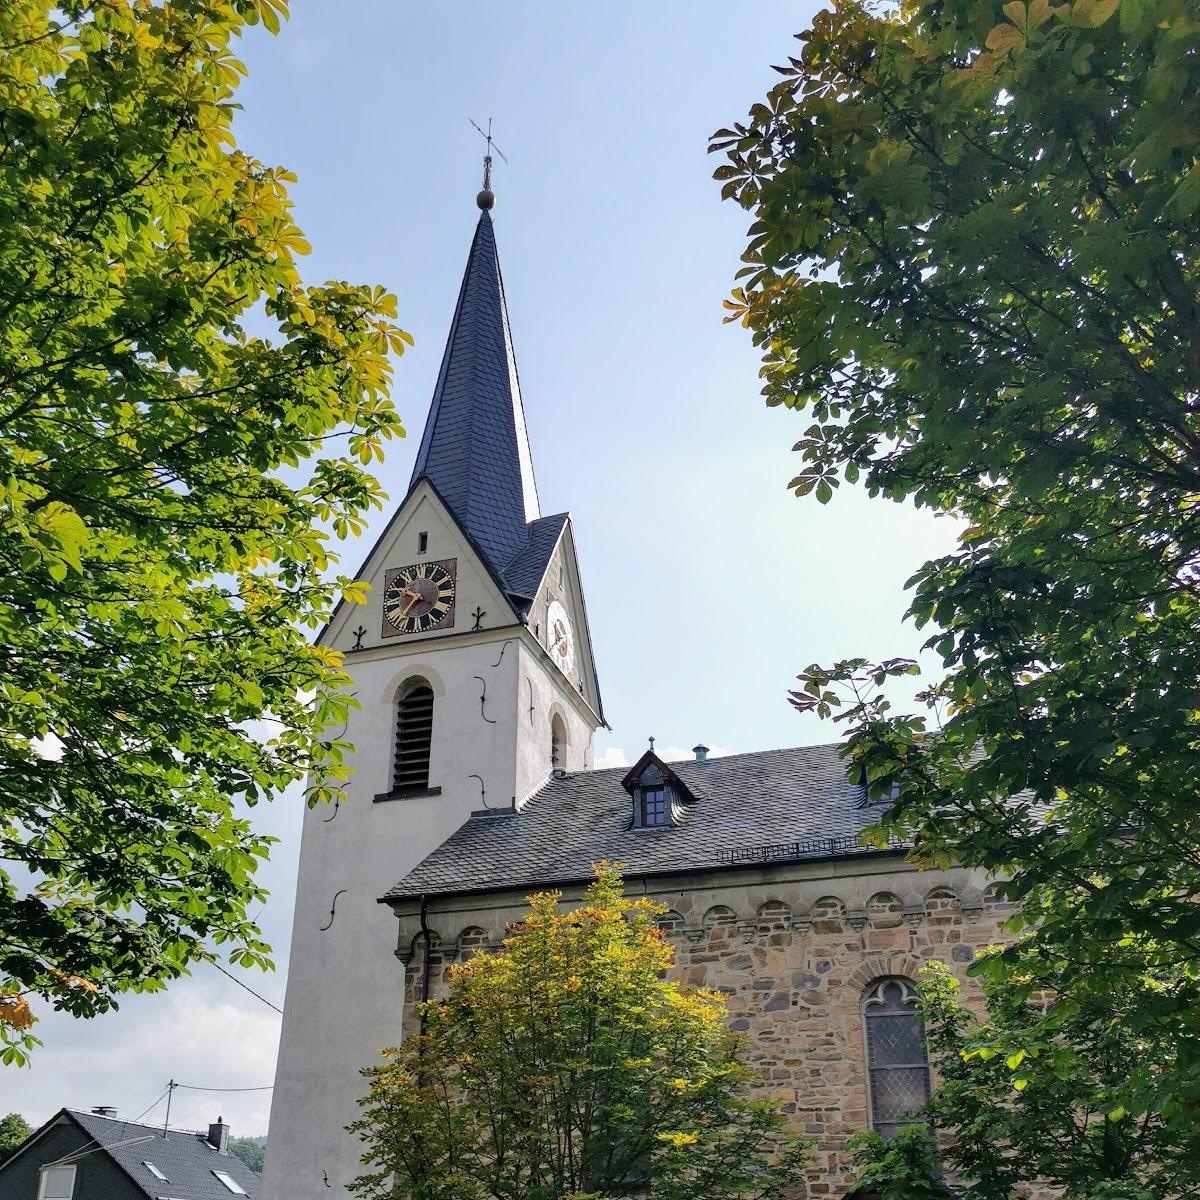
[7, 1, 959, 1137]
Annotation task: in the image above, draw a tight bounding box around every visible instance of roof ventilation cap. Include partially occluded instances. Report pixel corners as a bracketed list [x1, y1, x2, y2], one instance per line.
[692, 744, 710, 763]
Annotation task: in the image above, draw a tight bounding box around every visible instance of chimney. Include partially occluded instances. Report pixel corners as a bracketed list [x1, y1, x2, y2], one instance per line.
[91, 1106, 118, 1118]
[692, 744, 709, 763]
[208, 1116, 229, 1154]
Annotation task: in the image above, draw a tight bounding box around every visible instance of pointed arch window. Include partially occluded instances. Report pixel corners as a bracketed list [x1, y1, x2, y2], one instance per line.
[393, 679, 434, 793]
[863, 977, 932, 1138]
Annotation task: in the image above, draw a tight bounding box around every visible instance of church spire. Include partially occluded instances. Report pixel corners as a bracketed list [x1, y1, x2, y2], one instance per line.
[410, 202, 541, 572]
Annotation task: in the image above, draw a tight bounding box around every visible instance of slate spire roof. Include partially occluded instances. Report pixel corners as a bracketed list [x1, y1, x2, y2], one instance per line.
[410, 209, 541, 574]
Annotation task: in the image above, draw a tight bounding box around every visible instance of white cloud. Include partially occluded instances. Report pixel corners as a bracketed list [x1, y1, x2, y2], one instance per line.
[16, 970, 282, 1138]
[593, 746, 629, 769]
[659, 744, 734, 762]
[594, 745, 734, 768]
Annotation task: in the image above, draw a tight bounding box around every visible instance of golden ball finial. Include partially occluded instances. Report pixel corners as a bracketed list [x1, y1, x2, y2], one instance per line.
[476, 187, 495, 210]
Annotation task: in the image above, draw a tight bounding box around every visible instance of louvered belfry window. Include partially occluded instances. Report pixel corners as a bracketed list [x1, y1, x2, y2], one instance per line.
[393, 681, 434, 792]
[551, 714, 566, 770]
[864, 977, 932, 1138]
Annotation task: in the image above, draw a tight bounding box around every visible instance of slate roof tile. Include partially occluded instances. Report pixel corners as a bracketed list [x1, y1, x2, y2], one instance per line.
[503, 512, 568, 601]
[385, 743, 888, 901]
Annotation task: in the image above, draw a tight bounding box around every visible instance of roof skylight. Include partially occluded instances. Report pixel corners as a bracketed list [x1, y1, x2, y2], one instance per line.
[212, 1170, 247, 1195]
[143, 1162, 168, 1182]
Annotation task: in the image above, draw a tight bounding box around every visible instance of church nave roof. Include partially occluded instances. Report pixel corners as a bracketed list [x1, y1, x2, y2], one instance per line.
[384, 743, 892, 901]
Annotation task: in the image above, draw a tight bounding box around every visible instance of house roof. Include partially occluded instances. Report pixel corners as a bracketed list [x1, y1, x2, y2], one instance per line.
[21, 1109, 262, 1200]
[385, 743, 892, 902]
[410, 208, 541, 575]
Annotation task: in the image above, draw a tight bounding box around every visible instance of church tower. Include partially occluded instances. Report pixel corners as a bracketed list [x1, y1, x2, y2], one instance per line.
[262, 187, 605, 1199]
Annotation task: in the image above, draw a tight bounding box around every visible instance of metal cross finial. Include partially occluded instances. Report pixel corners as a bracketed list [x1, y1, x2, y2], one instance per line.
[470, 118, 508, 206]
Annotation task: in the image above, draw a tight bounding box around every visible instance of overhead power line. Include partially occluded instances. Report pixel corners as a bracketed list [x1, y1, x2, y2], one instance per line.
[128, 1086, 173, 1125]
[208, 960, 284, 1015]
[172, 1083, 274, 1093]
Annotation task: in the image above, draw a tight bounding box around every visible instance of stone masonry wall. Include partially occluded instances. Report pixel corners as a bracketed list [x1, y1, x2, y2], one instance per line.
[397, 862, 1020, 1198]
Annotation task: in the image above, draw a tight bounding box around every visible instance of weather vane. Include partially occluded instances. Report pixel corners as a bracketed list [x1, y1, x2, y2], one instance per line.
[469, 117, 508, 209]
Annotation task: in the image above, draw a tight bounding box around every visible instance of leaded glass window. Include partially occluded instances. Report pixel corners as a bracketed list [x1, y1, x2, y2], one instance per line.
[863, 977, 932, 1138]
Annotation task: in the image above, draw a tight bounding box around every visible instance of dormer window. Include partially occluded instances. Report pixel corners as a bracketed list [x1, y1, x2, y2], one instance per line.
[864, 778, 903, 806]
[864, 740, 923, 806]
[639, 786, 669, 827]
[621, 750, 697, 831]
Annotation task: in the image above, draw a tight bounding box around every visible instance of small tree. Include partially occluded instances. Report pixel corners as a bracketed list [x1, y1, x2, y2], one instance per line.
[0, 1113, 32, 1157]
[349, 866, 808, 1200]
[844, 1126, 951, 1200]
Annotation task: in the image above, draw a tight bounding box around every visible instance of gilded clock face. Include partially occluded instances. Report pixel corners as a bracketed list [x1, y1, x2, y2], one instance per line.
[546, 599, 575, 677]
[382, 560, 457, 636]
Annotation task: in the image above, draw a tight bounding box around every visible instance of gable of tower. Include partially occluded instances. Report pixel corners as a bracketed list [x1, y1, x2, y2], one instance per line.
[319, 478, 522, 656]
[523, 520, 604, 721]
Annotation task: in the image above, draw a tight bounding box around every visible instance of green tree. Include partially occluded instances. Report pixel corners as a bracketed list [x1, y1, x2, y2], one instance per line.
[0, 1113, 32, 1156]
[912, 962, 1197, 1200]
[844, 1125, 951, 1200]
[349, 866, 808, 1200]
[229, 1138, 265, 1176]
[0, 0, 409, 1064]
[712, 0, 1199, 1139]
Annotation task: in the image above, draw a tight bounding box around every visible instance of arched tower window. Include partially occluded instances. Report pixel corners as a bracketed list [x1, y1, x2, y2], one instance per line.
[863, 977, 932, 1138]
[393, 679, 434, 792]
[550, 714, 567, 771]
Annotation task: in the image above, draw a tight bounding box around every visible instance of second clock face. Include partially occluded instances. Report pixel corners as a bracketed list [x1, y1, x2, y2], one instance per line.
[546, 599, 576, 677]
[382, 560, 457, 636]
